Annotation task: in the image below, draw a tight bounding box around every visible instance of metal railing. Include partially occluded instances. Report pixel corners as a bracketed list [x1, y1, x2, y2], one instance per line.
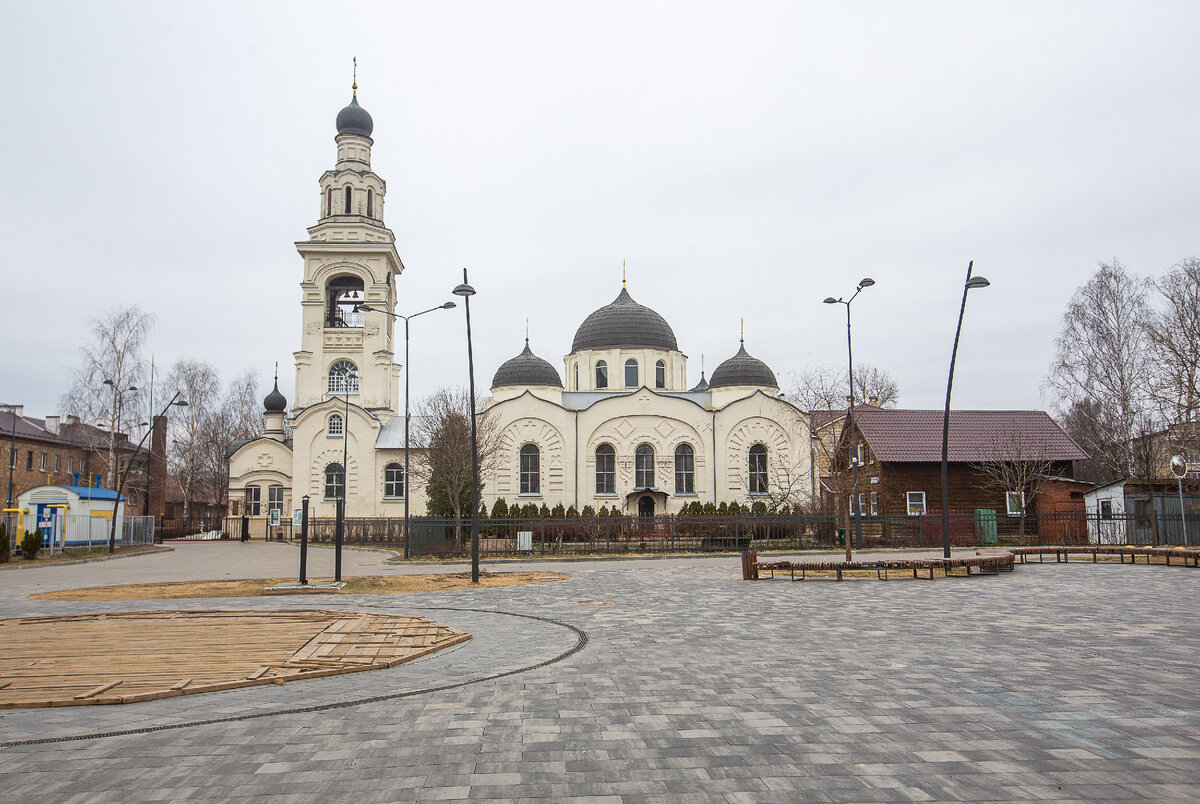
[183, 510, 1197, 557]
[2, 513, 155, 555]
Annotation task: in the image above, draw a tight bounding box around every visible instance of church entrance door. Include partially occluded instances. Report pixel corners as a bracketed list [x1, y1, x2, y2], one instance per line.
[638, 495, 655, 518]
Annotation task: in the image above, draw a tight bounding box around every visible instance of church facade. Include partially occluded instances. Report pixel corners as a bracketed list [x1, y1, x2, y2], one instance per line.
[228, 89, 814, 523]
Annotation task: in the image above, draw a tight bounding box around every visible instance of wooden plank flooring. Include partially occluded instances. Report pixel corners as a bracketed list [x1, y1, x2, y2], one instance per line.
[0, 609, 471, 709]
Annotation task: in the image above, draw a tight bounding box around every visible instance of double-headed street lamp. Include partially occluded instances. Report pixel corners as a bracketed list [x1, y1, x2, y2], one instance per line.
[452, 269, 481, 584]
[355, 300, 456, 559]
[109, 392, 187, 553]
[102, 379, 138, 492]
[825, 278, 875, 560]
[940, 262, 990, 558]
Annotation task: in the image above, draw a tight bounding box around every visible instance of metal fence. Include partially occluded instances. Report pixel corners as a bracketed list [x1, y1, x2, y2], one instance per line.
[157, 509, 1197, 558]
[2, 512, 155, 556]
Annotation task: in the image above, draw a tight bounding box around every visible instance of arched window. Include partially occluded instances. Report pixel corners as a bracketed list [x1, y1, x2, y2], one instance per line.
[749, 444, 768, 495]
[327, 414, 344, 436]
[344, 185, 353, 214]
[366, 188, 374, 218]
[384, 463, 405, 498]
[328, 360, 358, 394]
[674, 444, 694, 494]
[655, 360, 666, 389]
[325, 275, 365, 327]
[324, 463, 344, 500]
[326, 187, 332, 217]
[573, 363, 579, 391]
[635, 444, 655, 489]
[595, 444, 615, 494]
[520, 444, 540, 495]
[625, 359, 638, 388]
[595, 360, 608, 389]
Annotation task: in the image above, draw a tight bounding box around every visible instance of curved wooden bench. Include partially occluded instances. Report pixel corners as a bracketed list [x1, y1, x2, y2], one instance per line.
[1010, 545, 1200, 567]
[748, 551, 1015, 581]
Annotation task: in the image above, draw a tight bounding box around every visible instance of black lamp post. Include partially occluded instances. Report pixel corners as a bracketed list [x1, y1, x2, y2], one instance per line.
[333, 366, 355, 582]
[824, 278, 874, 560]
[102, 379, 138, 494]
[109, 392, 186, 553]
[452, 269, 480, 584]
[356, 300, 456, 559]
[940, 262, 990, 558]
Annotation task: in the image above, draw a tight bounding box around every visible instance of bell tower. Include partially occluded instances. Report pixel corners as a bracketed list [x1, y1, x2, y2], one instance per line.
[293, 77, 404, 415]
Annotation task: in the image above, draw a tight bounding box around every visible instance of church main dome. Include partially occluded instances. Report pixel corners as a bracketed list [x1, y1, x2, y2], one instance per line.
[709, 342, 778, 389]
[492, 340, 563, 389]
[336, 95, 374, 138]
[571, 288, 678, 352]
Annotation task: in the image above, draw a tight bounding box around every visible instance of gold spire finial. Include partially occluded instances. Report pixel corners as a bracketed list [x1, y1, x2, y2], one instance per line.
[352, 56, 358, 96]
[622, 259, 626, 289]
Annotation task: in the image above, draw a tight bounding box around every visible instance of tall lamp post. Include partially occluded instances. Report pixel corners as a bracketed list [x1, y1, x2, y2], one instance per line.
[355, 300, 456, 560]
[824, 278, 874, 560]
[109, 392, 186, 553]
[1171, 455, 1190, 545]
[940, 261, 990, 558]
[333, 366, 355, 582]
[102, 379, 138, 493]
[452, 269, 481, 584]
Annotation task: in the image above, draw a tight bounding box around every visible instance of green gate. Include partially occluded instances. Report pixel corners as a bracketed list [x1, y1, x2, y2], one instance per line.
[976, 509, 998, 545]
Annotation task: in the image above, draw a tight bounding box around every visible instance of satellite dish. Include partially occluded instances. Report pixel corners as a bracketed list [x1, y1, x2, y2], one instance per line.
[1170, 455, 1189, 479]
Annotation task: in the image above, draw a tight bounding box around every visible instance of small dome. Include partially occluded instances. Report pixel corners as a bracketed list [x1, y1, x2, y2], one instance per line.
[263, 377, 288, 412]
[572, 287, 678, 352]
[492, 340, 563, 389]
[689, 372, 709, 392]
[336, 95, 374, 138]
[709, 342, 778, 389]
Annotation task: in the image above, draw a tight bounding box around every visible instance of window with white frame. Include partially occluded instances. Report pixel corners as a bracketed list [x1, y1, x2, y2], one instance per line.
[245, 485, 261, 516]
[870, 491, 878, 516]
[39, 453, 46, 471]
[384, 463, 405, 498]
[268, 485, 284, 514]
[655, 360, 666, 389]
[595, 360, 607, 389]
[1099, 499, 1113, 519]
[1006, 491, 1025, 517]
[324, 463, 345, 499]
[624, 359, 638, 388]
[54, 454, 60, 472]
[595, 444, 615, 494]
[674, 444, 694, 494]
[634, 444, 655, 488]
[327, 360, 359, 394]
[520, 444, 541, 495]
[748, 444, 768, 494]
[327, 414, 344, 437]
[906, 491, 926, 516]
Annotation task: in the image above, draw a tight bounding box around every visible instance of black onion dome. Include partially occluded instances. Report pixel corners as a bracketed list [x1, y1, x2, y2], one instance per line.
[263, 377, 288, 412]
[709, 343, 778, 389]
[336, 95, 374, 137]
[689, 373, 710, 392]
[491, 340, 563, 389]
[571, 288, 678, 352]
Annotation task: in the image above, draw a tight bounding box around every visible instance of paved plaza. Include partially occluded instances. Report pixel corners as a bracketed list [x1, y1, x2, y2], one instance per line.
[1, 542, 1199, 802]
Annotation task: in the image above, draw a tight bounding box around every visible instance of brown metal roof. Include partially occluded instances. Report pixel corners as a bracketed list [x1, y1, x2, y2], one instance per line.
[855, 409, 1089, 463]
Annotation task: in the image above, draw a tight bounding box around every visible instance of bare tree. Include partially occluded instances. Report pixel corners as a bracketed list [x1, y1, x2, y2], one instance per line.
[1145, 258, 1200, 448]
[61, 305, 156, 487]
[972, 434, 1059, 539]
[1045, 260, 1153, 480]
[198, 370, 263, 512]
[761, 455, 816, 513]
[166, 359, 220, 520]
[788, 361, 900, 412]
[411, 387, 500, 543]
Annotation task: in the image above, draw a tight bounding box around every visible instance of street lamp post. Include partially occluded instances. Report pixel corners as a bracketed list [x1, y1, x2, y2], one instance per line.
[940, 261, 991, 558]
[355, 300, 456, 559]
[824, 278, 875, 561]
[102, 379, 138, 495]
[334, 367, 353, 583]
[1171, 455, 1190, 545]
[109, 392, 187, 554]
[452, 269, 481, 584]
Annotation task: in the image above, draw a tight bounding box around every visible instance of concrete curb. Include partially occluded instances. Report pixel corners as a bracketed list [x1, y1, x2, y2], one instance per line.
[0, 546, 175, 571]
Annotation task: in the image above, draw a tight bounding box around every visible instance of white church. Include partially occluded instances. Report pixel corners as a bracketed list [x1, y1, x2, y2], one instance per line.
[228, 87, 814, 522]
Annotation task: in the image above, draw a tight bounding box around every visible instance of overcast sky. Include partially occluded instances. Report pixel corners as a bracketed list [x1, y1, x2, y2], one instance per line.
[3, 1, 1198, 422]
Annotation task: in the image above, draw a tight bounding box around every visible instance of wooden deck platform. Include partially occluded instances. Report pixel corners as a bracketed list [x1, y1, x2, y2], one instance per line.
[0, 609, 471, 709]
